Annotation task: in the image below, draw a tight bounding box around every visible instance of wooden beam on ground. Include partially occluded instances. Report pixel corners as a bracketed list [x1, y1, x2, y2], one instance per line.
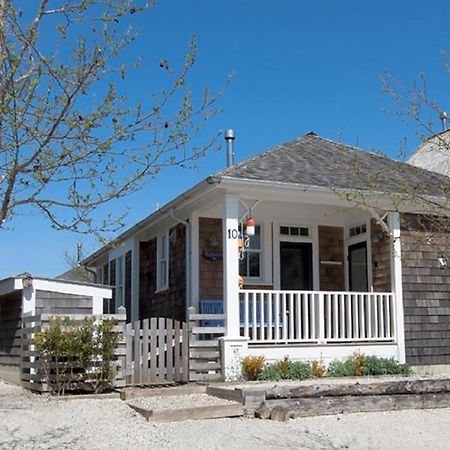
[265, 378, 450, 399]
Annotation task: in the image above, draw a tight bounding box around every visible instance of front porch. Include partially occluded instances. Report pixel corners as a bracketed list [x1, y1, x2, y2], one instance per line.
[188, 186, 405, 374]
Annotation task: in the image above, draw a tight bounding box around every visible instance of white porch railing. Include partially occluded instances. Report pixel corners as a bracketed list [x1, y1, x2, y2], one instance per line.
[239, 290, 396, 344]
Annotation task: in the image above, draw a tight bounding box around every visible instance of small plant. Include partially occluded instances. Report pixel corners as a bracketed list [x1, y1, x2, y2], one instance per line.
[241, 355, 265, 381]
[275, 356, 292, 379]
[352, 350, 368, 376]
[363, 356, 411, 376]
[286, 361, 312, 380]
[258, 363, 282, 381]
[311, 359, 326, 378]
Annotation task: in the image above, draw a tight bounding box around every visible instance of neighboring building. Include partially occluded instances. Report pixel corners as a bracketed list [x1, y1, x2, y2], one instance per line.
[408, 129, 450, 176]
[0, 275, 111, 383]
[83, 131, 450, 375]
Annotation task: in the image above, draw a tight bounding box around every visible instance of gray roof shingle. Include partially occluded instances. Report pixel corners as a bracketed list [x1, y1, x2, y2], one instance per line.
[219, 132, 448, 196]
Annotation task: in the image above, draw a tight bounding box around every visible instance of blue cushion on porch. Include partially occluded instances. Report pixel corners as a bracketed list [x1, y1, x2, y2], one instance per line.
[199, 299, 224, 327]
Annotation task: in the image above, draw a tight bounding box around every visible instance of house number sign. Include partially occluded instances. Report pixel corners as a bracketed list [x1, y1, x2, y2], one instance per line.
[227, 229, 239, 239]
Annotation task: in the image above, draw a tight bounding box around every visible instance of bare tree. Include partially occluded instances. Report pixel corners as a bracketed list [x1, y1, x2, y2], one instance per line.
[0, 1, 224, 239]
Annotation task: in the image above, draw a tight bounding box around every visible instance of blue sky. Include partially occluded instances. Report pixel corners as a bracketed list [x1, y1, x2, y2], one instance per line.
[2, 0, 450, 278]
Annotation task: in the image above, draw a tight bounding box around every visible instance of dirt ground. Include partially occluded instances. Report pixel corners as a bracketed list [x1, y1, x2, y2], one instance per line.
[2, 381, 450, 449]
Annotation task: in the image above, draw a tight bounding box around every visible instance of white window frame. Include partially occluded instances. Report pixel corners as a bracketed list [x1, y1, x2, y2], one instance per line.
[273, 222, 319, 290]
[344, 219, 373, 291]
[157, 231, 169, 291]
[239, 224, 263, 281]
[116, 255, 124, 307]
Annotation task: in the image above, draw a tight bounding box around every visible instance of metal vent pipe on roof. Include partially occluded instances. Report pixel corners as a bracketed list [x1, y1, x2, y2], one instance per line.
[440, 111, 448, 131]
[224, 129, 235, 167]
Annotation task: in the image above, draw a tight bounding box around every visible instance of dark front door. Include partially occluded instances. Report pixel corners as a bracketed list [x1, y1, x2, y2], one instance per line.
[280, 242, 313, 290]
[348, 241, 368, 291]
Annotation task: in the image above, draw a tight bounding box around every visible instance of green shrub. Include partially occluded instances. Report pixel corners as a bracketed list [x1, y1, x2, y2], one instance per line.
[258, 363, 282, 381]
[326, 358, 357, 377]
[286, 361, 312, 380]
[363, 356, 411, 376]
[257, 357, 312, 381]
[35, 316, 120, 395]
[242, 355, 265, 381]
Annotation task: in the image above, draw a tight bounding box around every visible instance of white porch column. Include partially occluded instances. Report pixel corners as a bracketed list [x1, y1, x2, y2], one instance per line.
[389, 211, 406, 363]
[222, 195, 240, 337]
[189, 212, 200, 313]
[220, 195, 248, 380]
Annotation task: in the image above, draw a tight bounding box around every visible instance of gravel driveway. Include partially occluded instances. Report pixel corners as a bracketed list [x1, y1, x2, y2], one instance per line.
[2, 381, 450, 449]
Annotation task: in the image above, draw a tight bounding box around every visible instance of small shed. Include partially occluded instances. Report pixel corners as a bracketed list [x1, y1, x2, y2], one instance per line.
[0, 274, 112, 384]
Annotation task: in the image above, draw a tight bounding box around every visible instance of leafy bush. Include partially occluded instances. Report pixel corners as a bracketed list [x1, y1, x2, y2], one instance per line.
[242, 355, 265, 381]
[286, 361, 312, 380]
[35, 316, 120, 395]
[363, 356, 411, 376]
[326, 358, 357, 377]
[258, 363, 282, 381]
[257, 356, 312, 381]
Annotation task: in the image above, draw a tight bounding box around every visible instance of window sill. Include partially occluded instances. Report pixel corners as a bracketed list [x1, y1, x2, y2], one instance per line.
[155, 287, 169, 294]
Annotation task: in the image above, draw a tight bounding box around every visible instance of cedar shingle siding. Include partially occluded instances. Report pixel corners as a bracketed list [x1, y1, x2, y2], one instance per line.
[371, 220, 391, 292]
[199, 218, 223, 300]
[139, 223, 186, 321]
[0, 291, 22, 367]
[401, 214, 450, 365]
[318, 226, 345, 291]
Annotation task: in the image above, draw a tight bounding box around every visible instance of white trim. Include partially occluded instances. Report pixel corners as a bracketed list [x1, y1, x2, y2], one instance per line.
[240, 223, 263, 282]
[156, 230, 169, 292]
[32, 278, 112, 299]
[190, 212, 200, 312]
[131, 238, 140, 322]
[273, 221, 319, 290]
[344, 219, 373, 291]
[223, 195, 240, 338]
[389, 211, 406, 364]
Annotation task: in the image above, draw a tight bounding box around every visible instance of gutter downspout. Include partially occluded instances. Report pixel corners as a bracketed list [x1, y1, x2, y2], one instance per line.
[170, 209, 191, 319]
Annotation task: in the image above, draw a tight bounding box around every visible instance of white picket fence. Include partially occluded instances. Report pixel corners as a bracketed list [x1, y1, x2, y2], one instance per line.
[239, 290, 396, 344]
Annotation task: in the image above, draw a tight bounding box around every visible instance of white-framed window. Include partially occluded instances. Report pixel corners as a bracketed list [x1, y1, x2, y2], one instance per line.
[239, 224, 262, 279]
[349, 223, 367, 238]
[157, 232, 169, 291]
[116, 255, 124, 307]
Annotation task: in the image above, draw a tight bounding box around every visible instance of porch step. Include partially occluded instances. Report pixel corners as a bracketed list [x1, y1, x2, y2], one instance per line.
[128, 403, 244, 423]
[189, 372, 223, 382]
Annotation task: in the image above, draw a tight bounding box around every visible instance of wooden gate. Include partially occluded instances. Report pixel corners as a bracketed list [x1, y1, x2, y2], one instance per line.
[125, 318, 189, 385]
[188, 307, 225, 382]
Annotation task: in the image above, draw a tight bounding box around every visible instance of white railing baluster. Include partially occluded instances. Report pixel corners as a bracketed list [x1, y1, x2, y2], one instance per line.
[317, 292, 324, 342]
[252, 292, 257, 341]
[259, 292, 265, 341]
[295, 293, 301, 340]
[346, 293, 352, 339]
[303, 293, 309, 339]
[360, 294, 366, 339]
[385, 294, 391, 338]
[373, 293, 379, 339]
[289, 293, 294, 340]
[267, 293, 273, 341]
[282, 293, 288, 341]
[274, 292, 280, 341]
[326, 293, 331, 340]
[339, 294, 345, 339]
[244, 291, 249, 338]
[380, 294, 386, 338]
[333, 294, 338, 339]
[367, 294, 372, 339]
